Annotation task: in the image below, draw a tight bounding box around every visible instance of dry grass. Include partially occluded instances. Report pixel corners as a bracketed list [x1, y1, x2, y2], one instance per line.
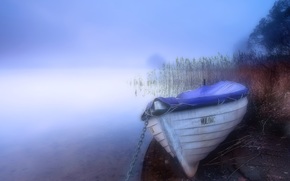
[236, 60, 290, 123]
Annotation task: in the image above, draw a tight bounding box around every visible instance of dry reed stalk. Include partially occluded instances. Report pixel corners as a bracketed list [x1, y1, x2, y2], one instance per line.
[204, 135, 253, 166]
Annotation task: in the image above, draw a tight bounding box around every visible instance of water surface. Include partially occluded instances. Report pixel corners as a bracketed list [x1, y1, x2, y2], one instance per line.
[0, 68, 152, 181]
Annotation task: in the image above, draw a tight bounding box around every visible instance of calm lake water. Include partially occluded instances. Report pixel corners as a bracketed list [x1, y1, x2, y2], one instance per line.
[0, 68, 153, 181]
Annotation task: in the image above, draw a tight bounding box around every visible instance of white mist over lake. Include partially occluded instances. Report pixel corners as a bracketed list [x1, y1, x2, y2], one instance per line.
[0, 68, 152, 181]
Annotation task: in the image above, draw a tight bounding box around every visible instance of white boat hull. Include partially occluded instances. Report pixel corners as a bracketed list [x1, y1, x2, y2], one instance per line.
[147, 97, 248, 177]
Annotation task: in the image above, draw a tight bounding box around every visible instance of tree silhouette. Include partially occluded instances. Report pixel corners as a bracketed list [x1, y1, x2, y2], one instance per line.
[248, 0, 290, 56]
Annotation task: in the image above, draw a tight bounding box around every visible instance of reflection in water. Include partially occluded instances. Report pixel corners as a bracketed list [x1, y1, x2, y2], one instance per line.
[0, 68, 152, 181]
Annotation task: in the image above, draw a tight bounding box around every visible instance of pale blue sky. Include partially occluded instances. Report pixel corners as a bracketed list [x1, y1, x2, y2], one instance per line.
[0, 0, 275, 68]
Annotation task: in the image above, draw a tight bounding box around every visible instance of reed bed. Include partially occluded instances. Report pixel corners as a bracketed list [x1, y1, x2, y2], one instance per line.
[132, 54, 236, 97]
[132, 54, 290, 125]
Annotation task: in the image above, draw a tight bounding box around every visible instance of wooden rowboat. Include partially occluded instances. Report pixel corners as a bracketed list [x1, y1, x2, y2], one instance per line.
[141, 81, 248, 178]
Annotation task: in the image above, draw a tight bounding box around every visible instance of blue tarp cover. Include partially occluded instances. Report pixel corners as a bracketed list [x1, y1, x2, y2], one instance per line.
[141, 81, 248, 120]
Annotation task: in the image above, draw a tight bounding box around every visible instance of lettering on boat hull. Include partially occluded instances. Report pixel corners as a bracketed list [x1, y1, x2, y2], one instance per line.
[201, 116, 215, 125]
